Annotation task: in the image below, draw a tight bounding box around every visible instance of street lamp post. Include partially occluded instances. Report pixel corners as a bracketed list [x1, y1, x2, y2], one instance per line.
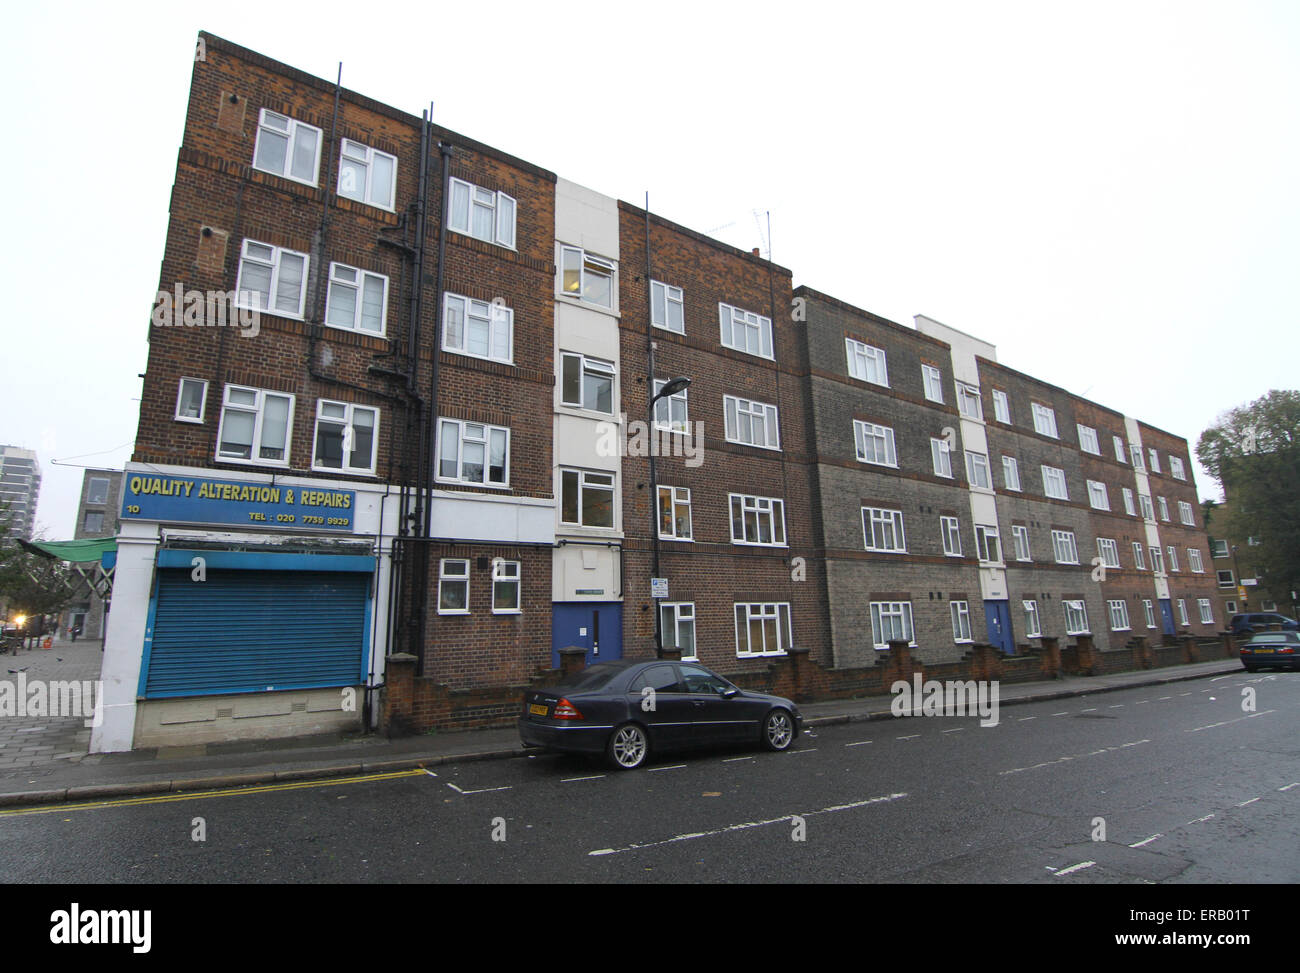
[649, 374, 691, 657]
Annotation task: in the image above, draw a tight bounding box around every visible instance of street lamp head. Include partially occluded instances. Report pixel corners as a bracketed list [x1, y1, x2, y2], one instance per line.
[653, 376, 692, 402]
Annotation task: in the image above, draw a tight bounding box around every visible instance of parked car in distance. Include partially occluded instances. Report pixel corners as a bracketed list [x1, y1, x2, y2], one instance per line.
[1229, 612, 1298, 636]
[1240, 631, 1300, 672]
[518, 659, 803, 769]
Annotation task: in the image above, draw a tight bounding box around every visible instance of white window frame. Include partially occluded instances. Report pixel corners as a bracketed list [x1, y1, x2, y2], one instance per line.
[1097, 537, 1120, 569]
[724, 395, 780, 450]
[846, 338, 888, 387]
[862, 506, 907, 553]
[719, 302, 773, 359]
[729, 494, 787, 547]
[1077, 424, 1100, 454]
[1031, 402, 1059, 438]
[660, 602, 697, 659]
[1157, 496, 1170, 521]
[86, 477, 110, 506]
[735, 602, 792, 658]
[1177, 598, 1188, 626]
[450, 177, 516, 249]
[252, 109, 322, 186]
[1108, 600, 1131, 631]
[83, 511, 105, 533]
[1052, 530, 1079, 565]
[312, 399, 379, 475]
[941, 515, 962, 557]
[1150, 546, 1165, 575]
[442, 292, 513, 364]
[561, 352, 616, 415]
[235, 239, 309, 319]
[870, 601, 915, 649]
[215, 385, 295, 468]
[560, 245, 615, 308]
[337, 138, 397, 211]
[956, 382, 982, 420]
[175, 378, 208, 424]
[1132, 542, 1146, 570]
[975, 524, 1001, 564]
[653, 379, 690, 434]
[561, 468, 616, 529]
[1197, 599, 1214, 625]
[438, 558, 470, 614]
[1122, 487, 1136, 516]
[1148, 448, 1161, 473]
[854, 420, 897, 467]
[1139, 494, 1155, 521]
[1042, 465, 1069, 500]
[1131, 445, 1145, 470]
[658, 485, 693, 541]
[1113, 435, 1126, 462]
[651, 280, 684, 334]
[1167, 546, 1180, 572]
[325, 262, 389, 335]
[1063, 599, 1090, 635]
[922, 364, 944, 403]
[1225, 600, 1237, 614]
[1087, 480, 1110, 511]
[492, 560, 521, 614]
[965, 451, 992, 490]
[1217, 569, 1234, 588]
[992, 389, 1010, 424]
[437, 418, 510, 487]
[1188, 548, 1204, 573]
[1002, 455, 1021, 491]
[1178, 501, 1195, 526]
[950, 601, 973, 643]
[1023, 600, 1042, 638]
[1144, 599, 1157, 629]
[1170, 457, 1187, 481]
[1012, 525, 1032, 561]
[1210, 538, 1229, 558]
[931, 438, 953, 478]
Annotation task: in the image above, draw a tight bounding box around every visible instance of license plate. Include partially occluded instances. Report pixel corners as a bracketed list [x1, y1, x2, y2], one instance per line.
[1252, 648, 1274, 654]
[529, 703, 550, 716]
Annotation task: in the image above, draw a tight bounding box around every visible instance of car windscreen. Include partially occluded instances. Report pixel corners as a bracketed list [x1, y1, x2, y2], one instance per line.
[1248, 633, 1296, 644]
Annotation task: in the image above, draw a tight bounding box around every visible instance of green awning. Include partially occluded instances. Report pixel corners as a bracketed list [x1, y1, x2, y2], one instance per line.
[18, 537, 117, 563]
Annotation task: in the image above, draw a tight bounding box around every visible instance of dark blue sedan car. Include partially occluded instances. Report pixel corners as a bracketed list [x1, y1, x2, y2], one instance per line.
[1240, 631, 1300, 671]
[519, 659, 802, 769]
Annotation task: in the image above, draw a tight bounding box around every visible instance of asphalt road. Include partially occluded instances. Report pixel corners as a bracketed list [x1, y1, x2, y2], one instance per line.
[2, 670, 1296, 884]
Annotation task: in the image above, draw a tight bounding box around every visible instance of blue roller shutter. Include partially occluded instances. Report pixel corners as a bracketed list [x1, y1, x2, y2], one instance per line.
[144, 568, 371, 697]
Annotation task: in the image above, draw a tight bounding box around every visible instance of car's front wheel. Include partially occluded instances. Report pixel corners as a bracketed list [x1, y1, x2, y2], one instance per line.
[607, 723, 649, 770]
[761, 709, 795, 752]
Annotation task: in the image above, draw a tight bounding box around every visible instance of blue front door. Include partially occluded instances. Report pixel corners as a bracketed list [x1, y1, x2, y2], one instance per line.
[984, 600, 1015, 654]
[551, 602, 623, 668]
[1159, 599, 1176, 635]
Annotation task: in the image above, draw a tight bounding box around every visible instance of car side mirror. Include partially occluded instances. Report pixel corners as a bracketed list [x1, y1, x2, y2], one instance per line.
[721, 687, 740, 699]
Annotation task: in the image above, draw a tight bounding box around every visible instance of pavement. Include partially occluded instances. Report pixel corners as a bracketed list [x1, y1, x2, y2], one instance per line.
[0, 635, 1245, 808]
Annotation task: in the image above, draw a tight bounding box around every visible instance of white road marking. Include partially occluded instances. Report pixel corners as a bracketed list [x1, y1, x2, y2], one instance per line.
[446, 782, 512, 795]
[1135, 700, 1149, 705]
[1129, 834, 1163, 848]
[1056, 861, 1096, 876]
[1279, 783, 1300, 792]
[1184, 814, 1215, 825]
[844, 740, 874, 747]
[561, 775, 605, 782]
[1081, 707, 1097, 712]
[1018, 716, 1036, 722]
[722, 755, 756, 762]
[1052, 712, 1069, 716]
[1108, 704, 1124, 708]
[896, 734, 920, 740]
[1000, 739, 1149, 776]
[1235, 797, 1261, 807]
[587, 792, 909, 856]
[787, 748, 817, 754]
[422, 769, 438, 778]
[1178, 692, 1192, 697]
[1186, 710, 1275, 733]
[941, 728, 964, 734]
[647, 764, 687, 772]
[1157, 697, 1172, 701]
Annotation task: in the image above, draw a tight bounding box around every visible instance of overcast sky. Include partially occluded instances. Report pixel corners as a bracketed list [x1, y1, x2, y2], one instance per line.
[3, 1, 1297, 537]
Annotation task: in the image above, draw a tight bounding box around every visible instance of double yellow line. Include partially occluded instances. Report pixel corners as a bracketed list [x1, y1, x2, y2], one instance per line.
[0, 769, 425, 817]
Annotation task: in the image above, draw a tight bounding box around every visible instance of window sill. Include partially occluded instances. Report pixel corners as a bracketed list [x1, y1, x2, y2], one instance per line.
[175, 416, 205, 425]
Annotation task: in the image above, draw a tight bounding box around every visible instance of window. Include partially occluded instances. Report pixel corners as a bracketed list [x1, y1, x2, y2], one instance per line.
[87, 477, 110, 505]
[83, 511, 104, 533]
[870, 601, 914, 649]
[337, 139, 396, 210]
[561, 353, 615, 414]
[326, 263, 388, 335]
[651, 280, 684, 333]
[735, 602, 792, 657]
[561, 246, 614, 307]
[1225, 600, 1237, 614]
[443, 293, 513, 363]
[724, 395, 780, 450]
[1139, 494, 1155, 521]
[1122, 487, 1136, 516]
[1170, 456, 1186, 480]
[438, 419, 509, 486]
[1023, 600, 1042, 638]
[1002, 455, 1021, 491]
[1217, 569, 1234, 588]
[659, 603, 696, 659]
[1087, 480, 1110, 510]
[1052, 530, 1079, 564]
[252, 109, 321, 185]
[1261, 599, 1277, 611]
[1167, 546, 1179, 572]
[1107, 600, 1130, 631]
[1150, 547, 1165, 575]
[1148, 449, 1161, 473]
[235, 240, 308, 318]
[863, 507, 906, 553]
[216, 385, 294, 466]
[1210, 539, 1229, 558]
[1143, 600, 1157, 628]
[854, 421, 897, 467]
[992, 389, 1010, 423]
[1097, 537, 1120, 569]
[922, 365, 944, 403]
[1197, 599, 1214, 625]
[313, 400, 378, 474]
[658, 486, 692, 540]
[1063, 600, 1090, 635]
[1178, 501, 1195, 526]
[653, 379, 689, 433]
[1157, 496, 1170, 521]
[492, 560, 521, 614]
[561, 469, 615, 528]
[931, 438, 953, 478]
[449, 177, 516, 248]
[1012, 525, 1031, 561]
[950, 601, 973, 642]
[1248, 536, 1261, 546]
[975, 524, 1001, 563]
[1177, 598, 1188, 626]
[1188, 549, 1204, 573]
[846, 338, 888, 386]
[956, 383, 982, 419]
[1132, 543, 1146, 570]
[1130, 445, 1145, 470]
[730, 494, 787, 546]
[175, 378, 208, 423]
[965, 451, 991, 490]
[1113, 435, 1126, 462]
[1031, 402, 1058, 438]
[438, 559, 470, 613]
[1042, 465, 1069, 500]
[719, 302, 773, 359]
[1077, 424, 1100, 454]
[940, 516, 962, 557]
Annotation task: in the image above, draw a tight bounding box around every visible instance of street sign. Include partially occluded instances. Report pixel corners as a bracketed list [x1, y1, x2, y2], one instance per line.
[650, 578, 668, 599]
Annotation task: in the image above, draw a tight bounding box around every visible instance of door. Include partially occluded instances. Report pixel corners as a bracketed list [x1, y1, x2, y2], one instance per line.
[551, 602, 623, 668]
[1159, 599, 1176, 636]
[984, 600, 1015, 654]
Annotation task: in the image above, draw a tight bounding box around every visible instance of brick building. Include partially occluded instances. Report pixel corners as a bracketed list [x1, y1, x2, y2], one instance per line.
[62, 469, 124, 640]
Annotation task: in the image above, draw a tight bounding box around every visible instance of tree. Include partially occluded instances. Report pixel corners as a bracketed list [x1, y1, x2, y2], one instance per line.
[1196, 390, 1300, 602]
[0, 501, 80, 626]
